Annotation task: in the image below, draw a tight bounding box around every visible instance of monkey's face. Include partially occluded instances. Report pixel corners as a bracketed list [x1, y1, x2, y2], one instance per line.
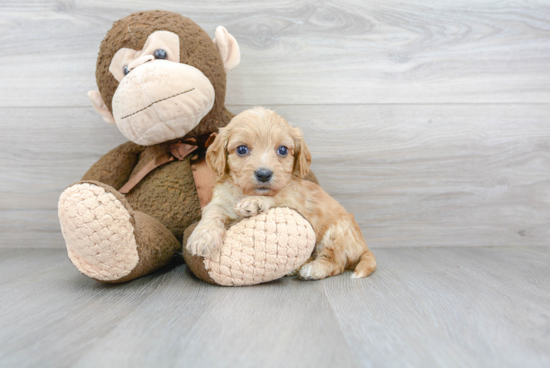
[109, 31, 215, 146]
[89, 12, 240, 146]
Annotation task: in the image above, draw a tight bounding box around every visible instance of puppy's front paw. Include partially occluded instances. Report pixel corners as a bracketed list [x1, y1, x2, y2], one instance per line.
[186, 222, 225, 257]
[235, 197, 270, 217]
[186, 234, 214, 257]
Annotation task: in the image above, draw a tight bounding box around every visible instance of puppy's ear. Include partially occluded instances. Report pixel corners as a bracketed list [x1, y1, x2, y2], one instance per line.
[292, 127, 312, 178]
[206, 127, 229, 177]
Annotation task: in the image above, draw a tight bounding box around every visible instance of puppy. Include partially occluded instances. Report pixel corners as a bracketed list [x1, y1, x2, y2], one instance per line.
[186, 107, 376, 280]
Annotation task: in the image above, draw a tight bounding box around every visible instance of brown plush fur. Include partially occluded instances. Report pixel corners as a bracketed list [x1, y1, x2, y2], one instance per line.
[83, 142, 201, 243]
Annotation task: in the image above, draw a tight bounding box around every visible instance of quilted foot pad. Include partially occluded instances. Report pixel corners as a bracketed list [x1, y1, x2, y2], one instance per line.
[204, 207, 316, 286]
[58, 183, 139, 281]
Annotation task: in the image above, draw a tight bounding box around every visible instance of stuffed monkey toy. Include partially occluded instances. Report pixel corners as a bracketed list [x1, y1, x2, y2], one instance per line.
[58, 10, 316, 285]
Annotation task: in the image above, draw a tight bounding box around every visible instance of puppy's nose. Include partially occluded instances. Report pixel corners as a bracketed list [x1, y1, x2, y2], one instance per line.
[255, 169, 273, 183]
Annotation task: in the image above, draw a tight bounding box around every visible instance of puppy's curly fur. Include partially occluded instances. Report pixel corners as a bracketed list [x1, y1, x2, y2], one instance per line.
[187, 107, 376, 280]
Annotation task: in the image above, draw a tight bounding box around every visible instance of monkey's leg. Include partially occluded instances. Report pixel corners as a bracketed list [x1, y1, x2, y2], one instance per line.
[58, 181, 180, 283]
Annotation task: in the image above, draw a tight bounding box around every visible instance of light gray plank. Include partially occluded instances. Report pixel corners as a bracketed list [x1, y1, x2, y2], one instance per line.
[291, 104, 550, 248]
[72, 272, 359, 368]
[0, 248, 68, 286]
[323, 246, 550, 368]
[1, 104, 549, 248]
[0, 256, 178, 367]
[0, 249, 359, 368]
[0, 247, 549, 367]
[0, 0, 549, 106]
[0, 210, 65, 248]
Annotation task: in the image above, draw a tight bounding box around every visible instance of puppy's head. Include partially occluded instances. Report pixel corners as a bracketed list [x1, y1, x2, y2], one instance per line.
[206, 107, 311, 196]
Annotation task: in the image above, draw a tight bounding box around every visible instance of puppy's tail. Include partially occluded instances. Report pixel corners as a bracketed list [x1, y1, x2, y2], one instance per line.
[352, 251, 377, 279]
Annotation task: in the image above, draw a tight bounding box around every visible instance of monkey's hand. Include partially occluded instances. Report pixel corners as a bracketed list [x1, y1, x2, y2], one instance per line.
[234, 196, 273, 217]
[186, 220, 225, 257]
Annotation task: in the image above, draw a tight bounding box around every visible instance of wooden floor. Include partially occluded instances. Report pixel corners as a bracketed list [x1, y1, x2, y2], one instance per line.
[0, 246, 549, 368]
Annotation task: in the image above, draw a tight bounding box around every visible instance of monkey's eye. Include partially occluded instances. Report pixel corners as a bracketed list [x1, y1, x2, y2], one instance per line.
[153, 49, 167, 59]
[277, 146, 288, 157]
[123, 65, 130, 76]
[236, 145, 249, 156]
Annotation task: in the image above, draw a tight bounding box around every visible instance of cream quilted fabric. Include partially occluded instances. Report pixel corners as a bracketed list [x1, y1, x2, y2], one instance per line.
[204, 207, 316, 286]
[58, 183, 139, 281]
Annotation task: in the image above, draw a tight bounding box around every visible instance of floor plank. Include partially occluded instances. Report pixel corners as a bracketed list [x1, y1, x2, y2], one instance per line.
[72, 272, 359, 368]
[0, 247, 548, 368]
[2, 104, 549, 248]
[0, 0, 549, 106]
[323, 247, 550, 368]
[0, 248, 67, 286]
[0, 264, 172, 367]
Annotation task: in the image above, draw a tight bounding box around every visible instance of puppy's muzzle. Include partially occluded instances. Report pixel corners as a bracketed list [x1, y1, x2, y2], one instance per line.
[255, 168, 273, 183]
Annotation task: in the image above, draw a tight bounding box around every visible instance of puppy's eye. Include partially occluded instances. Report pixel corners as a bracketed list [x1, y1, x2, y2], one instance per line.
[123, 65, 130, 76]
[154, 49, 167, 59]
[236, 145, 249, 156]
[277, 146, 288, 157]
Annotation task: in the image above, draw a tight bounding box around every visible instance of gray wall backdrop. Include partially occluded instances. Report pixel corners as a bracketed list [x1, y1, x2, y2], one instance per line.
[1, 0, 549, 248]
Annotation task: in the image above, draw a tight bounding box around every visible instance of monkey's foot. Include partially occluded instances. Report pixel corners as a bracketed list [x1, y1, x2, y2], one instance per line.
[58, 182, 139, 282]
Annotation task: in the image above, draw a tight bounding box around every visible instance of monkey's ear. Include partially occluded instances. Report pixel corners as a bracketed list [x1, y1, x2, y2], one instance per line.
[213, 26, 240, 73]
[88, 91, 116, 125]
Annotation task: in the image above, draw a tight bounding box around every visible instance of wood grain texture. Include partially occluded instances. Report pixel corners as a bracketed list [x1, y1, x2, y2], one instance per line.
[0, 0, 549, 106]
[0, 247, 549, 367]
[323, 246, 550, 368]
[2, 104, 549, 248]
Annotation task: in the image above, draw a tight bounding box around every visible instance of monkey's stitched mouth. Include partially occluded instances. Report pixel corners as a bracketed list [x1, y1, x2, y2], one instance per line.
[120, 88, 195, 120]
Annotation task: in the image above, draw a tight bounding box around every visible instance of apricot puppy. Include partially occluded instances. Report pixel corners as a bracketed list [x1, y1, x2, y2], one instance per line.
[186, 107, 376, 280]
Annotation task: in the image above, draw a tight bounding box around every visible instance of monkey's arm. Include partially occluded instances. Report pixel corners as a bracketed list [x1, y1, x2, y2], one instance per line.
[81, 141, 146, 190]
